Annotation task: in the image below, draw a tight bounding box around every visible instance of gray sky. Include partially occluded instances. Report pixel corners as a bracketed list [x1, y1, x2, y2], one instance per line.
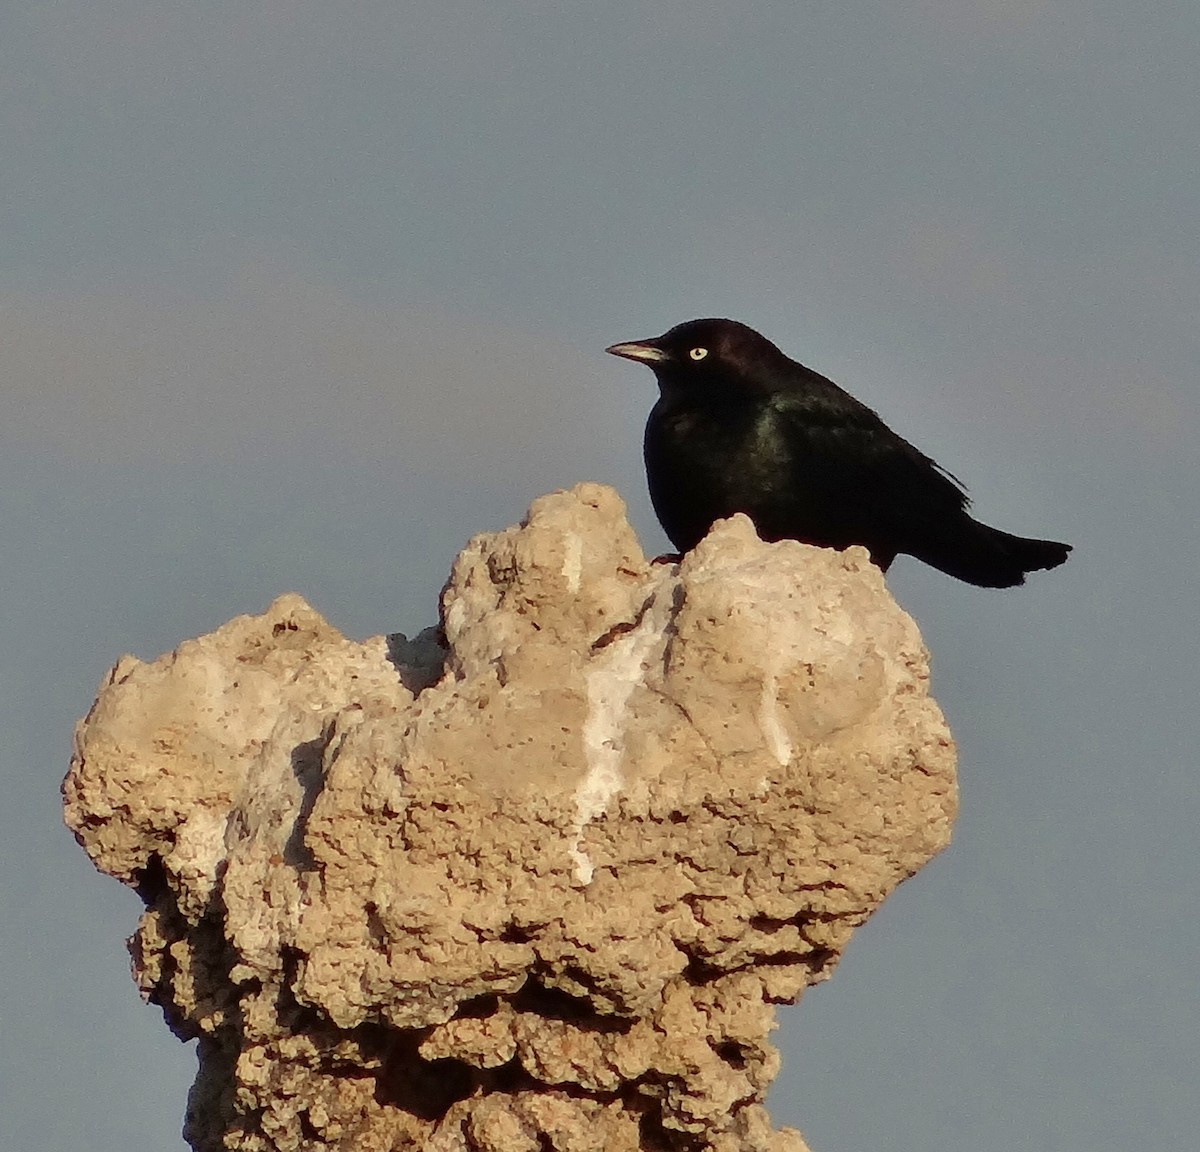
[3, 3, 1196, 1149]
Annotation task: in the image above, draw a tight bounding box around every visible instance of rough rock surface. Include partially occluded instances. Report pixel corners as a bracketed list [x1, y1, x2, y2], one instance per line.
[65, 483, 957, 1152]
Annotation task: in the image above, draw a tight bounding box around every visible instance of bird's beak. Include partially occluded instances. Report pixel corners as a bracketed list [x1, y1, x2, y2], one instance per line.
[605, 340, 669, 365]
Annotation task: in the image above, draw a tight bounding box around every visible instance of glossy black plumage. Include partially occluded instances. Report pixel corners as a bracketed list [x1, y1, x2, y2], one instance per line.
[606, 318, 1071, 588]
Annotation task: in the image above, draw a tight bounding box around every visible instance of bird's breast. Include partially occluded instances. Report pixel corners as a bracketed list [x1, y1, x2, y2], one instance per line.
[644, 399, 794, 550]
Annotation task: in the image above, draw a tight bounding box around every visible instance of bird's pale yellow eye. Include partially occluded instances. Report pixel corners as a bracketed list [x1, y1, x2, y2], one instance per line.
[689, 347, 708, 361]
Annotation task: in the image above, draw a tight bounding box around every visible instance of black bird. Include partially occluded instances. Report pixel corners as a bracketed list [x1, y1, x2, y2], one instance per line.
[606, 318, 1071, 588]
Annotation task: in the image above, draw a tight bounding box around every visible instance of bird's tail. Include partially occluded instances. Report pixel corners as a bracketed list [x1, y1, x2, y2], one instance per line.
[916, 519, 1072, 588]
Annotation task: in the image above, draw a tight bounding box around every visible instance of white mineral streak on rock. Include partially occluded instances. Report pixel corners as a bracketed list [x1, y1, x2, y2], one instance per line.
[64, 484, 956, 1152]
[562, 528, 583, 593]
[574, 577, 677, 883]
[759, 670, 793, 767]
[442, 596, 467, 641]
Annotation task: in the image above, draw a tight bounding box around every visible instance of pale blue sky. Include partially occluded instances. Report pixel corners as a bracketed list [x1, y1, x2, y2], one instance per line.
[3, 4, 1197, 1150]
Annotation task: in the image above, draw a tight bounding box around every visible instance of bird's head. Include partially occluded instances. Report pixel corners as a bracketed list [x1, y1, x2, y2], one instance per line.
[605, 318, 787, 400]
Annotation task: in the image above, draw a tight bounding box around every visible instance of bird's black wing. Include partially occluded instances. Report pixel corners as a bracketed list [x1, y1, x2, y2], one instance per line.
[765, 380, 1071, 585]
[762, 384, 971, 560]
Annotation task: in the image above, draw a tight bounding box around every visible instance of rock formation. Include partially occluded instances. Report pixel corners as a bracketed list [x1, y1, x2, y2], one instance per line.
[64, 483, 957, 1152]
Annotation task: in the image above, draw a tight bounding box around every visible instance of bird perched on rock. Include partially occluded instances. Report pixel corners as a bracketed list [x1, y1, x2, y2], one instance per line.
[606, 318, 1071, 588]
